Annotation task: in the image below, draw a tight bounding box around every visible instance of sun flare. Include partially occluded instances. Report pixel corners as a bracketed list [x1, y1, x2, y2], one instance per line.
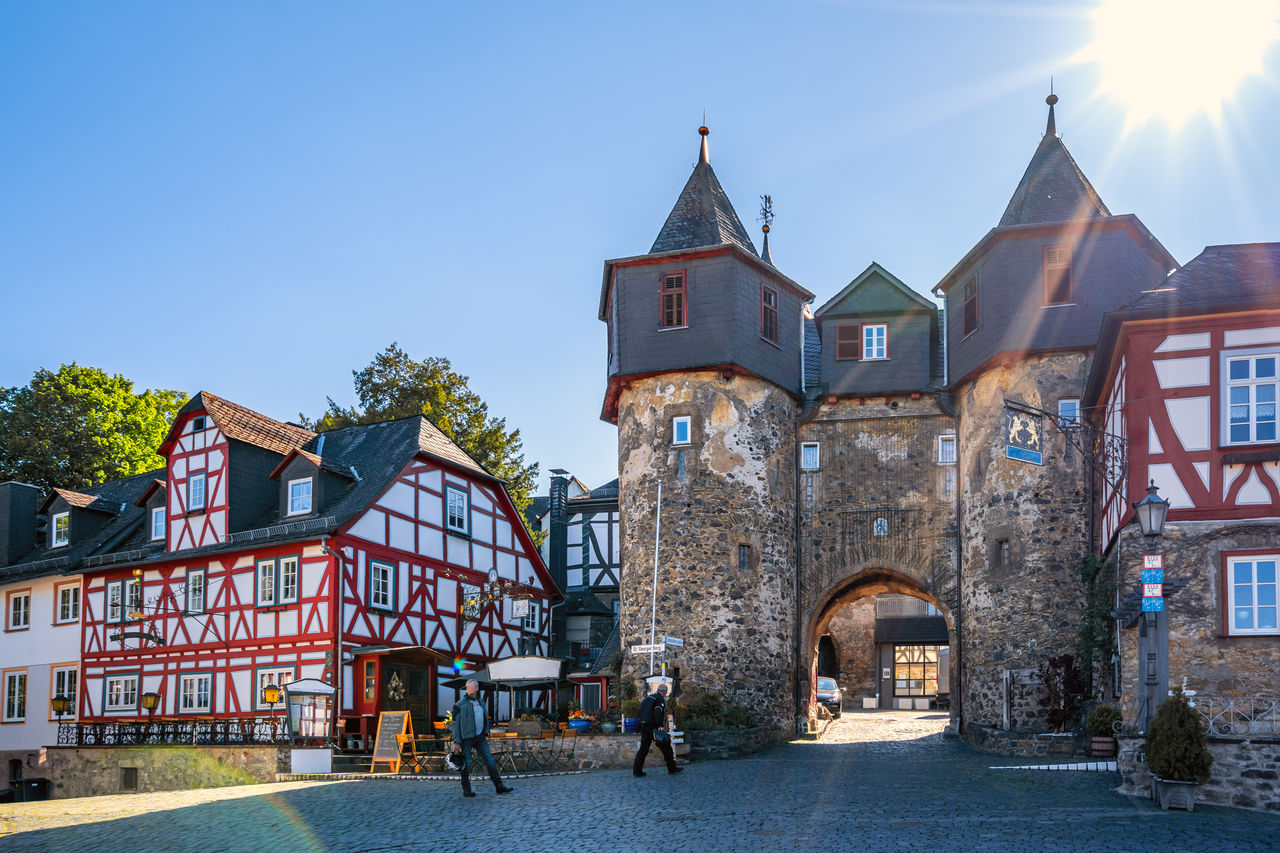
[1083, 0, 1280, 128]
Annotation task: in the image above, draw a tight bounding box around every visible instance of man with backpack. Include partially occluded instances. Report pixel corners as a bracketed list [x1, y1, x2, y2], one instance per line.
[632, 682, 682, 777]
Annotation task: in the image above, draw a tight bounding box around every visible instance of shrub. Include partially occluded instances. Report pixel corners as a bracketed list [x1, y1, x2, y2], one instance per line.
[1086, 704, 1122, 737]
[621, 699, 642, 719]
[723, 704, 755, 728]
[683, 714, 719, 731]
[1036, 653, 1088, 732]
[1145, 686, 1213, 783]
[688, 691, 725, 724]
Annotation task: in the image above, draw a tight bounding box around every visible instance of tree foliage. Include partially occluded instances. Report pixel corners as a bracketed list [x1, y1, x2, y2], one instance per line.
[1036, 653, 1088, 733]
[1145, 686, 1213, 783]
[1075, 554, 1117, 697]
[304, 343, 539, 529]
[0, 364, 185, 491]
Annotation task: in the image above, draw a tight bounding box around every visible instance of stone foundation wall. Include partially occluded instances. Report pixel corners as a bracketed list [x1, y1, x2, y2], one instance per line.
[825, 598, 876, 699]
[962, 723, 1078, 757]
[1116, 735, 1280, 813]
[43, 746, 283, 799]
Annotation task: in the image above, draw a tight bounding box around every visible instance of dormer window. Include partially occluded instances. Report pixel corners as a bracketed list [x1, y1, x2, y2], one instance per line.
[862, 324, 888, 360]
[445, 486, 469, 535]
[287, 478, 313, 516]
[52, 512, 70, 548]
[187, 473, 206, 513]
[150, 507, 165, 541]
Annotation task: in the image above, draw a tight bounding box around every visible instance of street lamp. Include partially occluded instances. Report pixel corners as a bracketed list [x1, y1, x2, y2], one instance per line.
[262, 682, 283, 739]
[1131, 480, 1170, 731]
[1132, 480, 1170, 538]
[51, 693, 71, 720]
[141, 691, 160, 721]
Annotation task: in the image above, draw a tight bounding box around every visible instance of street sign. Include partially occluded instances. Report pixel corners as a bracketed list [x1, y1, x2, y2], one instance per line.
[664, 636, 684, 647]
[1141, 569, 1164, 584]
[630, 643, 663, 654]
[1143, 554, 1164, 569]
[1142, 597, 1165, 612]
[1143, 583, 1163, 598]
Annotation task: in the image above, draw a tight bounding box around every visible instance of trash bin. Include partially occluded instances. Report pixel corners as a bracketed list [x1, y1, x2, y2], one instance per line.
[15, 778, 50, 802]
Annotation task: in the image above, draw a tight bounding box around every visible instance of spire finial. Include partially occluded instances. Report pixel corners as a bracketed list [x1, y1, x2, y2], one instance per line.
[759, 194, 774, 265]
[698, 122, 710, 164]
[1045, 85, 1059, 137]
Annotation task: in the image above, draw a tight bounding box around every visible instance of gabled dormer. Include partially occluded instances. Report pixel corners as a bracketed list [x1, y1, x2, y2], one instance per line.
[269, 447, 355, 522]
[814, 262, 941, 397]
[41, 488, 121, 550]
[134, 478, 168, 544]
[934, 95, 1176, 388]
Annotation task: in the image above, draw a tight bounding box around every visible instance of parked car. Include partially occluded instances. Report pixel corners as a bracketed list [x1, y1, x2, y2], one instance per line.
[816, 677, 842, 717]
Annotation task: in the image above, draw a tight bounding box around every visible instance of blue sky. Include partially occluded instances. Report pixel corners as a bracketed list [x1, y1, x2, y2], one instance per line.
[3, 1, 1278, 494]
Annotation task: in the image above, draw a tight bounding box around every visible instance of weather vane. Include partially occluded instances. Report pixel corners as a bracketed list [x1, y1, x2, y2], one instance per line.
[759, 194, 774, 230]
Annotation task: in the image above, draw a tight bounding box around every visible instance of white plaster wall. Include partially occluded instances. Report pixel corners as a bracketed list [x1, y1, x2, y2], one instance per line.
[0, 574, 82, 752]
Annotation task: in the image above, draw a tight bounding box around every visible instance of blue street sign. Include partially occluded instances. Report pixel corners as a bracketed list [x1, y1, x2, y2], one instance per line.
[1142, 569, 1164, 584]
[1142, 597, 1165, 612]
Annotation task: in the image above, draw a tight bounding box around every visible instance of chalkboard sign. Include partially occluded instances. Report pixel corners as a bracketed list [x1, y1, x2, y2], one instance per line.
[371, 711, 412, 773]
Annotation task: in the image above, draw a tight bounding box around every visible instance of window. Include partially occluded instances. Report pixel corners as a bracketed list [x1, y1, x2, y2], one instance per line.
[962, 278, 978, 337]
[942, 467, 957, 499]
[1043, 246, 1073, 305]
[863, 324, 888, 360]
[3, 670, 26, 721]
[287, 478, 313, 516]
[672, 416, 692, 446]
[997, 539, 1011, 566]
[1225, 353, 1278, 444]
[873, 518, 888, 537]
[51, 666, 76, 719]
[56, 583, 80, 623]
[257, 559, 276, 606]
[125, 578, 141, 619]
[104, 674, 138, 712]
[445, 486, 469, 535]
[186, 569, 205, 614]
[187, 472, 206, 512]
[278, 556, 299, 604]
[255, 667, 296, 710]
[52, 511, 70, 547]
[179, 673, 212, 713]
[191, 416, 206, 432]
[580, 683, 602, 713]
[800, 442, 820, 471]
[363, 661, 377, 701]
[938, 435, 957, 465]
[106, 580, 123, 624]
[522, 601, 541, 632]
[893, 645, 945, 697]
[836, 324, 861, 361]
[7, 590, 30, 630]
[659, 271, 687, 329]
[1227, 555, 1277, 635]
[370, 560, 395, 611]
[738, 544, 751, 573]
[150, 507, 165, 541]
[1058, 398, 1080, 426]
[760, 284, 779, 344]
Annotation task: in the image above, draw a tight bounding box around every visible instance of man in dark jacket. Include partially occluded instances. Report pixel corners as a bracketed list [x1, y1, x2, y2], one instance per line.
[451, 679, 513, 797]
[632, 682, 682, 776]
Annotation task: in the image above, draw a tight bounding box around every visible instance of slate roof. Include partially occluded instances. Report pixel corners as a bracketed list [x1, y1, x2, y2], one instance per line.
[802, 308, 822, 392]
[649, 129, 758, 256]
[163, 391, 315, 456]
[588, 620, 620, 676]
[46, 487, 122, 514]
[998, 102, 1110, 227]
[569, 479, 618, 505]
[1128, 243, 1280, 314]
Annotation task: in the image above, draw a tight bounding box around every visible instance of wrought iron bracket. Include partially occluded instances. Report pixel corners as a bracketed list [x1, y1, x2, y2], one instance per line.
[1003, 398, 1127, 495]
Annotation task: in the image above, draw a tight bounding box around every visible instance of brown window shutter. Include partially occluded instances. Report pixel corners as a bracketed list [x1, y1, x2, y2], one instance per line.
[836, 323, 861, 361]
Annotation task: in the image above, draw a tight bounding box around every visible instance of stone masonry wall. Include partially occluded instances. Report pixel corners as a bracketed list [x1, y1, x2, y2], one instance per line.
[616, 372, 797, 730]
[44, 746, 282, 799]
[958, 353, 1093, 731]
[1117, 735, 1280, 813]
[825, 597, 876, 700]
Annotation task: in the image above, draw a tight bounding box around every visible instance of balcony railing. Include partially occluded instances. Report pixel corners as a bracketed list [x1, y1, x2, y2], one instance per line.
[56, 716, 291, 747]
[1117, 694, 1280, 738]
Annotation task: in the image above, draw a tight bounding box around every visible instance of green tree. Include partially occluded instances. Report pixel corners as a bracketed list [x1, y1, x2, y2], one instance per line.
[0, 364, 185, 490]
[304, 343, 539, 531]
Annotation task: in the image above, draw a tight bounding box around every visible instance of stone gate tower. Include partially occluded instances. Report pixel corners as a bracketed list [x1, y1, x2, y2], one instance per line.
[598, 128, 813, 728]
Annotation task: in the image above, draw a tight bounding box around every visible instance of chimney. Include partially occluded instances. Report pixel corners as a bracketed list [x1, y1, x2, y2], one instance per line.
[0, 482, 41, 565]
[548, 470, 570, 591]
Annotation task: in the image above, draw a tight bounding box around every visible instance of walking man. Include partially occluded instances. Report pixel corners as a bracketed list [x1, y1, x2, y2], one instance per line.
[451, 679, 514, 797]
[632, 682, 682, 776]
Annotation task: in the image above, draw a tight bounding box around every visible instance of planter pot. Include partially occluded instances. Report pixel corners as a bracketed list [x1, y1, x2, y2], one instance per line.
[600, 722, 618, 734]
[514, 721, 543, 736]
[1089, 735, 1117, 758]
[568, 719, 592, 733]
[623, 717, 641, 733]
[1150, 775, 1198, 811]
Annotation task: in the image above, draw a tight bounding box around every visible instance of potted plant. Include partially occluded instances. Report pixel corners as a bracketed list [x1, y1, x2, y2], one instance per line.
[621, 699, 642, 733]
[1144, 686, 1213, 810]
[513, 713, 544, 737]
[568, 708, 593, 732]
[1086, 704, 1121, 757]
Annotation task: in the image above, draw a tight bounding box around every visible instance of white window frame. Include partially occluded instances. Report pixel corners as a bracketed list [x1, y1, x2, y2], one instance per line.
[104, 674, 139, 713]
[445, 486, 469, 535]
[862, 324, 888, 360]
[370, 560, 395, 611]
[7, 590, 30, 630]
[257, 559, 276, 606]
[938, 435, 957, 465]
[522, 601, 541, 632]
[125, 578, 141, 619]
[186, 568, 206, 614]
[278, 556, 299, 604]
[51, 665, 77, 720]
[254, 667, 296, 710]
[188, 472, 207, 512]
[106, 580, 124, 624]
[672, 416, 692, 446]
[1222, 349, 1279, 445]
[580, 682, 602, 713]
[56, 583, 80, 624]
[52, 511, 70, 547]
[287, 478, 313, 516]
[1226, 555, 1278, 636]
[150, 506, 166, 541]
[1058, 398, 1080, 426]
[3, 670, 26, 722]
[179, 672, 213, 714]
[800, 442, 820, 471]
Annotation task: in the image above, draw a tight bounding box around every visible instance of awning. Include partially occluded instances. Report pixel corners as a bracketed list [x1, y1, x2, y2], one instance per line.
[440, 656, 566, 689]
[349, 644, 454, 665]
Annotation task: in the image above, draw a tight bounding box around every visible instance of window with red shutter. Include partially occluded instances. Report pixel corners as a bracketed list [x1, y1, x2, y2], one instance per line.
[1043, 246, 1073, 305]
[836, 324, 861, 361]
[660, 271, 687, 328]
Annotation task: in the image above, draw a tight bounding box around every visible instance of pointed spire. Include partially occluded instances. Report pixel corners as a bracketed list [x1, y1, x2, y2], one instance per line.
[649, 126, 758, 256]
[1045, 92, 1059, 137]
[698, 124, 710, 164]
[759, 194, 775, 266]
[761, 225, 773, 265]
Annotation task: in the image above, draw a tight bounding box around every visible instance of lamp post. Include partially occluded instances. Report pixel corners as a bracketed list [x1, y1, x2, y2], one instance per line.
[1132, 480, 1171, 731]
[262, 683, 283, 741]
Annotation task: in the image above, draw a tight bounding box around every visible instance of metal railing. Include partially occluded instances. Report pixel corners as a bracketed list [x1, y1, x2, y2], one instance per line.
[57, 716, 291, 747]
[1116, 694, 1280, 739]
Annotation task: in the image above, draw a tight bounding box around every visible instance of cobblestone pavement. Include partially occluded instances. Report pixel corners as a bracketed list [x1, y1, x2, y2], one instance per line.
[2, 710, 1277, 852]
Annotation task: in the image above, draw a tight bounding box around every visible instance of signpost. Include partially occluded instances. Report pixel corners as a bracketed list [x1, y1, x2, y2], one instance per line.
[630, 643, 664, 655]
[663, 636, 683, 648]
[1142, 553, 1164, 614]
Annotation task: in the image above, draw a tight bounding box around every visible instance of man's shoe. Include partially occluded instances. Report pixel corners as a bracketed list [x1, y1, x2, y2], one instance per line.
[669, 766, 684, 774]
[495, 785, 513, 794]
[462, 790, 476, 798]
[633, 771, 646, 777]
